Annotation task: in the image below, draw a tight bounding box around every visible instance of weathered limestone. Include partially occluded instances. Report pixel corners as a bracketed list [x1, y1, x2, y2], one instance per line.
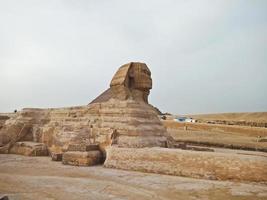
[67, 144, 99, 152]
[258, 137, 267, 142]
[0, 108, 50, 153]
[104, 147, 267, 182]
[62, 151, 103, 166]
[62, 143, 102, 166]
[0, 115, 10, 130]
[9, 142, 48, 156]
[91, 62, 152, 104]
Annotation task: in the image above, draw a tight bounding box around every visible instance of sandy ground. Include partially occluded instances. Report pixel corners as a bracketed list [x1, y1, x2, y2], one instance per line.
[0, 154, 267, 200]
[186, 112, 267, 123]
[168, 129, 267, 151]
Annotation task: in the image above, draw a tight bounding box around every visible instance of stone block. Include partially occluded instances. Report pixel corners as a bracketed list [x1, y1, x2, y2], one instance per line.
[104, 147, 267, 182]
[85, 144, 100, 151]
[9, 142, 48, 156]
[62, 151, 102, 166]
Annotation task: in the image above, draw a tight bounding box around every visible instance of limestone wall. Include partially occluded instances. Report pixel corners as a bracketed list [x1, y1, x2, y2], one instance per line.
[104, 147, 267, 182]
[163, 120, 267, 137]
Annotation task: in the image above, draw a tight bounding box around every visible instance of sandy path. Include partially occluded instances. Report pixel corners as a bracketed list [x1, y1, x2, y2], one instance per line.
[0, 154, 267, 200]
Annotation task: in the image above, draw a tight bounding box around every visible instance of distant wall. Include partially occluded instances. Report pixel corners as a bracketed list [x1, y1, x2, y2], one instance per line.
[186, 112, 267, 128]
[162, 121, 267, 137]
[188, 112, 267, 123]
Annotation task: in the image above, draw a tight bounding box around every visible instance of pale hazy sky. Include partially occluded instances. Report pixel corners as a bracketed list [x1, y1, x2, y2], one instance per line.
[0, 0, 266, 114]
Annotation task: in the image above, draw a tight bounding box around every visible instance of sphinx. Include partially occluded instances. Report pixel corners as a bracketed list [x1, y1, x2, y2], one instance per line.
[0, 62, 170, 158]
[1, 63, 266, 182]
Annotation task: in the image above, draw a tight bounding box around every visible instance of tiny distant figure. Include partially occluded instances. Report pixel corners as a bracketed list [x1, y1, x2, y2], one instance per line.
[184, 125, 187, 131]
[14, 109, 17, 113]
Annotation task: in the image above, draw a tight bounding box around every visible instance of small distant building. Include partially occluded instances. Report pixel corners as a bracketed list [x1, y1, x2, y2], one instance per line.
[174, 117, 196, 123]
[174, 117, 186, 122]
[185, 118, 196, 123]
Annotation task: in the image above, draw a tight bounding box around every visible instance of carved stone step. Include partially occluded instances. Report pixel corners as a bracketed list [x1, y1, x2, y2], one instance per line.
[62, 151, 103, 166]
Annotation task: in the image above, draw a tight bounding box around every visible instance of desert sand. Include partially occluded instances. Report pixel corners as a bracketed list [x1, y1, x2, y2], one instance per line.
[187, 112, 267, 123]
[1, 154, 267, 200]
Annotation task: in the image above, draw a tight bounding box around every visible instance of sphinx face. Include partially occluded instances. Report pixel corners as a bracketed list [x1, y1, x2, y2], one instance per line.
[127, 63, 152, 103]
[129, 63, 152, 92]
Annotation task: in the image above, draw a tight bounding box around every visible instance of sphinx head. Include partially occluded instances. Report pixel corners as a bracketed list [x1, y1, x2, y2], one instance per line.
[110, 62, 152, 103]
[128, 62, 152, 91]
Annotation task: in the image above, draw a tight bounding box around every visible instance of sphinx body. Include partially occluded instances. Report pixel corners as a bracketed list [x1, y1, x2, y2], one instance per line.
[0, 62, 169, 155]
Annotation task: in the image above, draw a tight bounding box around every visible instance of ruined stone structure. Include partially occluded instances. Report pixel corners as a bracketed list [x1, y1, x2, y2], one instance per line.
[0, 62, 169, 158]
